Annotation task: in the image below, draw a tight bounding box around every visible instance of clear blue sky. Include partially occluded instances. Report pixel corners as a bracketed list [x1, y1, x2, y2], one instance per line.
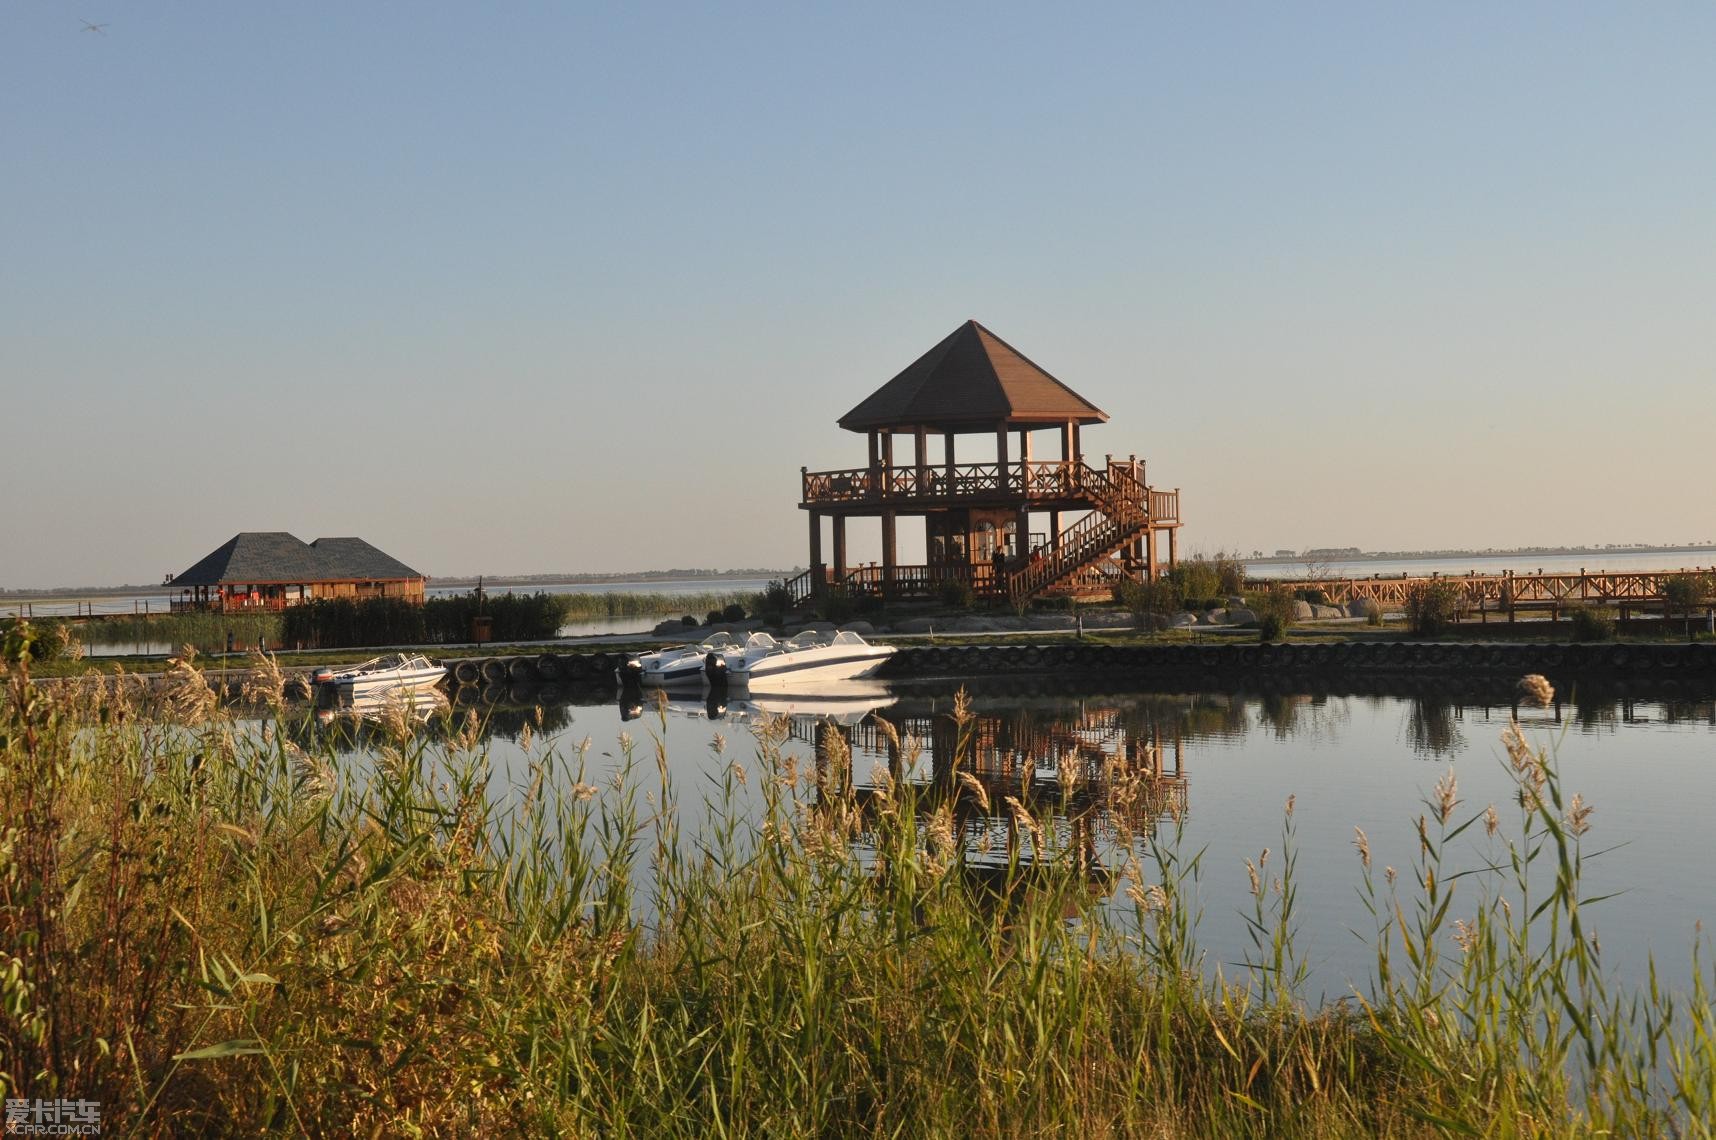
[5, 3, 1713, 587]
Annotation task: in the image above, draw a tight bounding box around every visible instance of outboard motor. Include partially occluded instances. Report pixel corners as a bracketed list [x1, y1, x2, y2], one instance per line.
[312, 667, 335, 686]
[704, 692, 727, 720]
[618, 656, 644, 687]
[704, 650, 728, 686]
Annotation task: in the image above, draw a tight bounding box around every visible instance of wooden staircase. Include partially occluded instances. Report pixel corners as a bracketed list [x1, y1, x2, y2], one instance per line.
[1005, 461, 1151, 606]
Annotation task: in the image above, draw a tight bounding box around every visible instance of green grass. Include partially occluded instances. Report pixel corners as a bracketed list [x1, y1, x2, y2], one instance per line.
[4, 628, 1716, 1135]
[555, 590, 755, 620]
[72, 611, 285, 651]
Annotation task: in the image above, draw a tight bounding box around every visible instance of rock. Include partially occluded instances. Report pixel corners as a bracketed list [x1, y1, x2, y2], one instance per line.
[1227, 606, 1258, 626]
[949, 616, 1000, 633]
[1347, 599, 1377, 618]
[838, 620, 876, 637]
[1312, 604, 1345, 620]
[1169, 611, 1198, 628]
[784, 621, 837, 636]
[653, 617, 696, 635]
[1029, 614, 1078, 630]
[893, 617, 936, 634]
[1292, 601, 1315, 621]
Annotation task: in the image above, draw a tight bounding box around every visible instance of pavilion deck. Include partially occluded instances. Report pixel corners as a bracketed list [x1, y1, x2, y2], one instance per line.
[801, 458, 1180, 523]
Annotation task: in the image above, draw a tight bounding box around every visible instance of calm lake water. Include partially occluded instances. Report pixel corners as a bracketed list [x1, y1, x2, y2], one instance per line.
[307, 675, 1716, 1003]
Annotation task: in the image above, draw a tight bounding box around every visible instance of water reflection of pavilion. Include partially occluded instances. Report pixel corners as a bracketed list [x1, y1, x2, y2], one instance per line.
[789, 695, 1191, 879]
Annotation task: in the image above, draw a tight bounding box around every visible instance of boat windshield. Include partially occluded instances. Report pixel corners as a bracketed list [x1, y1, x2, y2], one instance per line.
[743, 633, 779, 651]
[786, 630, 831, 650]
[831, 631, 870, 646]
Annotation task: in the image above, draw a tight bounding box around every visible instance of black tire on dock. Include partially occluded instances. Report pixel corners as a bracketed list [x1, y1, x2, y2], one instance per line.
[453, 659, 482, 686]
[508, 657, 539, 682]
[536, 654, 563, 682]
[563, 654, 591, 681]
[480, 658, 508, 684]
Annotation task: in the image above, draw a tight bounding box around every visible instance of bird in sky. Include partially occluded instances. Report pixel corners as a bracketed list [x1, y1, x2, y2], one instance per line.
[81, 20, 108, 35]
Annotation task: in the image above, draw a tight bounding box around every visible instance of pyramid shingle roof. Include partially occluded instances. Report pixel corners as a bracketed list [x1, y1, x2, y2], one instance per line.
[838, 320, 1107, 433]
[172, 533, 422, 586]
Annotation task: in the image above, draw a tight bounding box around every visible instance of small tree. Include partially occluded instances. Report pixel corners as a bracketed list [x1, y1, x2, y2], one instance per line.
[1664, 572, 1713, 635]
[1120, 578, 1182, 631]
[1404, 580, 1467, 636]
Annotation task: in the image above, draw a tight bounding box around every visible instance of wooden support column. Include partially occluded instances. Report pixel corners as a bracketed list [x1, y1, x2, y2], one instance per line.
[996, 424, 1010, 491]
[833, 515, 848, 578]
[881, 511, 897, 598]
[914, 426, 928, 494]
[1072, 423, 1082, 463]
[880, 432, 894, 499]
[1166, 527, 1177, 568]
[1146, 529, 1158, 580]
[1018, 427, 1032, 491]
[1060, 420, 1073, 461]
[867, 431, 879, 469]
[945, 431, 956, 493]
[1049, 510, 1062, 551]
[808, 511, 823, 582]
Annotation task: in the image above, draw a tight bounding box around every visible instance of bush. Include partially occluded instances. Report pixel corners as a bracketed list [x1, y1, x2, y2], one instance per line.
[752, 580, 793, 624]
[681, 615, 698, 627]
[1403, 581, 1467, 636]
[1211, 551, 1247, 596]
[1664, 573, 1713, 616]
[1118, 579, 1181, 630]
[939, 578, 975, 608]
[0, 618, 79, 663]
[706, 609, 724, 626]
[818, 586, 855, 625]
[1164, 560, 1218, 607]
[1248, 587, 1297, 642]
[1359, 598, 1384, 626]
[1294, 588, 1331, 606]
[1566, 602, 1616, 642]
[722, 602, 747, 624]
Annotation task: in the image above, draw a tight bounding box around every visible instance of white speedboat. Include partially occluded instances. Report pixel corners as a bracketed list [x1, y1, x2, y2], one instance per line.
[620, 632, 740, 688]
[708, 630, 894, 689]
[313, 653, 446, 699]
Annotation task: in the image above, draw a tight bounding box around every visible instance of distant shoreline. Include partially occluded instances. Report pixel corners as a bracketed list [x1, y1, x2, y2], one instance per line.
[1248, 544, 1716, 565]
[1, 569, 798, 601]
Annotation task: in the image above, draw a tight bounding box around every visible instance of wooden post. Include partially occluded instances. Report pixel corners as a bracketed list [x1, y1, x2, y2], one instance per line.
[945, 431, 956, 494]
[1049, 509, 1062, 551]
[1146, 529, 1158, 580]
[881, 511, 897, 598]
[996, 424, 1010, 491]
[833, 516, 848, 579]
[868, 431, 879, 469]
[915, 426, 928, 494]
[880, 432, 893, 498]
[1019, 427, 1032, 490]
[1166, 526, 1177, 568]
[808, 512, 822, 581]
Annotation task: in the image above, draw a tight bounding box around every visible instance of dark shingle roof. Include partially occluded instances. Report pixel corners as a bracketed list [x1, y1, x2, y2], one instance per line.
[837, 320, 1108, 433]
[173, 533, 422, 586]
[309, 537, 423, 581]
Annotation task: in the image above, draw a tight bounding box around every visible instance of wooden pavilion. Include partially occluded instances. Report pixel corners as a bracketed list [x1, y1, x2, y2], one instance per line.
[791, 320, 1181, 605]
[167, 532, 426, 612]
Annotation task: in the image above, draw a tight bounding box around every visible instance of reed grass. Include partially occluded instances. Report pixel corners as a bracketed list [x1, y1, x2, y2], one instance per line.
[553, 590, 755, 621]
[69, 611, 284, 651]
[2, 624, 1713, 1135]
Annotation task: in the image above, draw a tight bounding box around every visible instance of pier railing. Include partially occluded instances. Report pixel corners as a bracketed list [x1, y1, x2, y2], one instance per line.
[1250, 568, 1716, 620]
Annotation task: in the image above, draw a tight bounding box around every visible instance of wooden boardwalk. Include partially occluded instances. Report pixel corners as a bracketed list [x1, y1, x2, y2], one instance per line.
[1258, 567, 1716, 621]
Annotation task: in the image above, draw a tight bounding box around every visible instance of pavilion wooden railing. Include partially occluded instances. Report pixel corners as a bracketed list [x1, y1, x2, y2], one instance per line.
[1004, 462, 1152, 604]
[802, 459, 1171, 509]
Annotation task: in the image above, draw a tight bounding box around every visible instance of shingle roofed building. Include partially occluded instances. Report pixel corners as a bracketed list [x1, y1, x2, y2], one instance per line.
[169, 532, 425, 612]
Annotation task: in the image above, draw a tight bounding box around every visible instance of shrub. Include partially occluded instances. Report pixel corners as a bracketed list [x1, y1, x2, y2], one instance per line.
[1360, 598, 1384, 626]
[706, 609, 725, 626]
[1164, 560, 1218, 607]
[722, 602, 747, 624]
[1248, 587, 1297, 642]
[681, 615, 698, 627]
[818, 586, 855, 625]
[939, 578, 975, 608]
[1211, 551, 1247, 596]
[1294, 588, 1331, 607]
[1403, 581, 1467, 636]
[1664, 573, 1714, 616]
[1119, 579, 1181, 630]
[752, 580, 793, 624]
[1566, 602, 1616, 642]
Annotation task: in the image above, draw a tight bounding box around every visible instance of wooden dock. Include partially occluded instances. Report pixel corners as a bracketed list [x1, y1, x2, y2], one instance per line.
[1256, 567, 1716, 623]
